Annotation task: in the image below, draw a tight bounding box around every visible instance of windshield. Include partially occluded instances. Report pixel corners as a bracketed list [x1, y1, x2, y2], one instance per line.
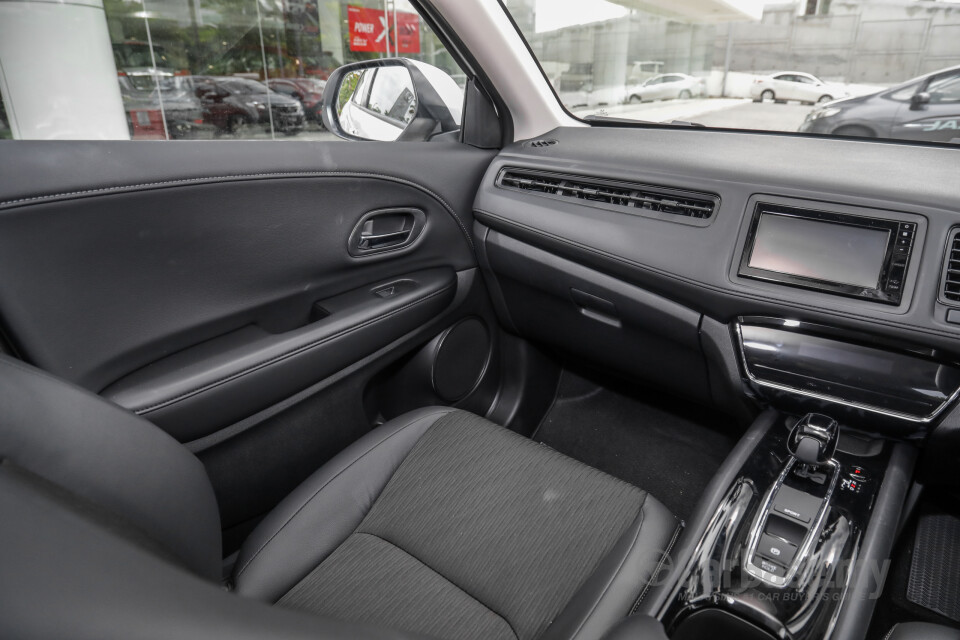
[503, 0, 960, 145]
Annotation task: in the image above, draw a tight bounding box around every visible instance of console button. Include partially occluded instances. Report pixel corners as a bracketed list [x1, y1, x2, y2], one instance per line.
[755, 556, 787, 577]
[758, 533, 797, 566]
[848, 465, 869, 482]
[772, 485, 822, 524]
[773, 503, 810, 523]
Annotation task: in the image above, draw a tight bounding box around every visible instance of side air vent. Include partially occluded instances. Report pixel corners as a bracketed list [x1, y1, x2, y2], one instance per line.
[942, 229, 960, 302]
[497, 168, 718, 221]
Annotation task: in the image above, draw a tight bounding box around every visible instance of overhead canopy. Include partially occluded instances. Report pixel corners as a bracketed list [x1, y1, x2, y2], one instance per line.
[610, 0, 765, 22]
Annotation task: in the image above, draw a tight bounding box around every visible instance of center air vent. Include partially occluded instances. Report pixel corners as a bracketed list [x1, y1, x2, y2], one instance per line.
[497, 168, 718, 221]
[942, 229, 960, 302]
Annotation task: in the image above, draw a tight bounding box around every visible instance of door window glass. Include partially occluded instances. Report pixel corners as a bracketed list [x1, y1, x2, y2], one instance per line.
[0, 0, 463, 141]
[928, 73, 960, 104]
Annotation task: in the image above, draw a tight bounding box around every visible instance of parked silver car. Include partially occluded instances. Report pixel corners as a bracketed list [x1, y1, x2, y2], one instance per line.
[800, 65, 960, 143]
[625, 73, 703, 103]
[750, 72, 847, 105]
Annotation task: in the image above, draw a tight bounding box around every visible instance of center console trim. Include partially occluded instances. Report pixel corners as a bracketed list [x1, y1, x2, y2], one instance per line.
[742, 457, 840, 587]
[733, 319, 960, 424]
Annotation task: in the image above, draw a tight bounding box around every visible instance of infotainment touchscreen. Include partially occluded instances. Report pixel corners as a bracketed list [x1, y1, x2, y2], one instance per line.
[748, 213, 889, 289]
[737, 203, 917, 305]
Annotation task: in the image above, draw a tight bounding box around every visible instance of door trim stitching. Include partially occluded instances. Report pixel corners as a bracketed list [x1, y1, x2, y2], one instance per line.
[0, 171, 474, 250]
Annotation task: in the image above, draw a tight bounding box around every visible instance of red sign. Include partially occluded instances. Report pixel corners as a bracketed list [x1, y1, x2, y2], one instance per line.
[348, 5, 420, 54]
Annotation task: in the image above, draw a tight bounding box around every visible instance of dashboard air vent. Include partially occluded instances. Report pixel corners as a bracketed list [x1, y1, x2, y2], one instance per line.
[497, 168, 718, 220]
[942, 229, 960, 302]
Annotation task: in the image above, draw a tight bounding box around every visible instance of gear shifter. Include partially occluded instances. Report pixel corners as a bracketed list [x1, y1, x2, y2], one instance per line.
[788, 413, 838, 467]
[745, 413, 841, 586]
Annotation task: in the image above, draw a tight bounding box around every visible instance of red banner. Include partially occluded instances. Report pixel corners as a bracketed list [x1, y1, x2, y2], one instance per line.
[348, 5, 420, 54]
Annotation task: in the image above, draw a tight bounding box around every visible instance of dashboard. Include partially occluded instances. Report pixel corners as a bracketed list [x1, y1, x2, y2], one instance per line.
[473, 125, 960, 434]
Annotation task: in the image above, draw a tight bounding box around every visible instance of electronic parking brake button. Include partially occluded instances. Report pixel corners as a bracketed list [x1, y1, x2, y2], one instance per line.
[758, 533, 797, 566]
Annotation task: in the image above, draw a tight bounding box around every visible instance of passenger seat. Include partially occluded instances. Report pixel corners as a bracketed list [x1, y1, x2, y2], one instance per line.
[0, 355, 678, 640]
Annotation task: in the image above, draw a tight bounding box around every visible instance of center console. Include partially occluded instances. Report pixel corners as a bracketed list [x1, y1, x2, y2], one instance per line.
[660, 411, 898, 640]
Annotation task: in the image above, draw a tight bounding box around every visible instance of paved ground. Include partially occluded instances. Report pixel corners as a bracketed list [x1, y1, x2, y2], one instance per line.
[573, 98, 815, 133]
[209, 98, 815, 141]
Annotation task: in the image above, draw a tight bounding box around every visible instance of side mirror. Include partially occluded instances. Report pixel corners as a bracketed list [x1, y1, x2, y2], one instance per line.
[291, 92, 302, 101]
[321, 58, 462, 142]
[911, 91, 931, 109]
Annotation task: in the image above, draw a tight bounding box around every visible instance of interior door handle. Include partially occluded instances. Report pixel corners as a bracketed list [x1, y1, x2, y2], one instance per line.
[359, 229, 412, 249]
[348, 208, 426, 257]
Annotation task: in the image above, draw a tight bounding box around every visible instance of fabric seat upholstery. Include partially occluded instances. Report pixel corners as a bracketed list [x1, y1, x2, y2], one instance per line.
[0, 355, 679, 640]
[234, 408, 680, 640]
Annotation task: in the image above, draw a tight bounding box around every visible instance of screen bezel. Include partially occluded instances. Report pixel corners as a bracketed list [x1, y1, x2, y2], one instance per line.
[738, 203, 904, 305]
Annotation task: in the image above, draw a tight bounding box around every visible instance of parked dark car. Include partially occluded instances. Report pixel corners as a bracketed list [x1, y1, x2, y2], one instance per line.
[266, 78, 326, 123]
[800, 65, 960, 144]
[189, 76, 305, 136]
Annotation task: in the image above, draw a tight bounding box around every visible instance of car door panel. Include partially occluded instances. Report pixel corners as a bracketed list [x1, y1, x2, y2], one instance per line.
[102, 267, 457, 441]
[0, 141, 494, 442]
[892, 104, 960, 142]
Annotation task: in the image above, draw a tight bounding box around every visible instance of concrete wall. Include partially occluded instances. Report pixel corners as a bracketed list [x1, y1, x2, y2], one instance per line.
[527, 0, 960, 91]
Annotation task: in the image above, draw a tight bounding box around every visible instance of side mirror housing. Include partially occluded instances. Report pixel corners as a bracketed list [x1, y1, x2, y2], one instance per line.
[320, 58, 462, 142]
[911, 91, 931, 109]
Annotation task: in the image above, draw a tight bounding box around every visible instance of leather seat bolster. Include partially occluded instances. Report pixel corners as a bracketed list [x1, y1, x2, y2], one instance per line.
[232, 406, 456, 601]
[886, 623, 960, 640]
[0, 355, 221, 581]
[541, 495, 680, 640]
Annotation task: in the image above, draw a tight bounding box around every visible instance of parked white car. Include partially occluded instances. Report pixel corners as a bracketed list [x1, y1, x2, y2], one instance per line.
[751, 72, 848, 104]
[625, 73, 703, 103]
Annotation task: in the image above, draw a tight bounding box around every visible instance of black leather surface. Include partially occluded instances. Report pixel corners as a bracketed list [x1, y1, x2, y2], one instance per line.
[0, 355, 221, 580]
[232, 406, 456, 601]
[597, 615, 670, 640]
[886, 622, 960, 640]
[103, 268, 457, 441]
[0, 142, 492, 398]
[0, 463, 427, 640]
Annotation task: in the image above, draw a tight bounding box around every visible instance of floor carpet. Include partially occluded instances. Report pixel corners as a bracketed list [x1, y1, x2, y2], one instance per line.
[533, 367, 738, 523]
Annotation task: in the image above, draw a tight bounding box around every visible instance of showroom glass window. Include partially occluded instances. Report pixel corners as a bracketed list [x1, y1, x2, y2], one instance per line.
[0, 0, 462, 140]
[502, 0, 960, 145]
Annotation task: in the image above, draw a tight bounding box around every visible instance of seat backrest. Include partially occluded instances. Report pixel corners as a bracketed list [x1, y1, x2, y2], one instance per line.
[0, 355, 221, 580]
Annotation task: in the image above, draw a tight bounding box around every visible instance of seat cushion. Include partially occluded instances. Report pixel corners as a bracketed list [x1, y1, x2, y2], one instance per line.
[236, 409, 679, 640]
[886, 622, 960, 640]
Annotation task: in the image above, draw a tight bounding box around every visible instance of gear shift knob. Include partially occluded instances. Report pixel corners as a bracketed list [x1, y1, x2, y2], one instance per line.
[788, 413, 838, 467]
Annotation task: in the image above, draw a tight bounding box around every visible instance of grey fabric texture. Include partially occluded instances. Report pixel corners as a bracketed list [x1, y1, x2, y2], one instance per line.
[278, 410, 648, 640]
[279, 532, 515, 640]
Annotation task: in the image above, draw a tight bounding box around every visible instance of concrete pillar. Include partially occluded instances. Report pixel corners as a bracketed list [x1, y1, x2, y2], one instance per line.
[318, 2, 344, 66]
[592, 18, 629, 90]
[0, 0, 129, 139]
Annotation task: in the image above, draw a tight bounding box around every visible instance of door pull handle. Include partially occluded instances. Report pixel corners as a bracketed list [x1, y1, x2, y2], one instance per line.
[348, 208, 426, 257]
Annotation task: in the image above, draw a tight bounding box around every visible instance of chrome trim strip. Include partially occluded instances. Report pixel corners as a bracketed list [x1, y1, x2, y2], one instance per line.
[742, 457, 840, 588]
[733, 321, 960, 424]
